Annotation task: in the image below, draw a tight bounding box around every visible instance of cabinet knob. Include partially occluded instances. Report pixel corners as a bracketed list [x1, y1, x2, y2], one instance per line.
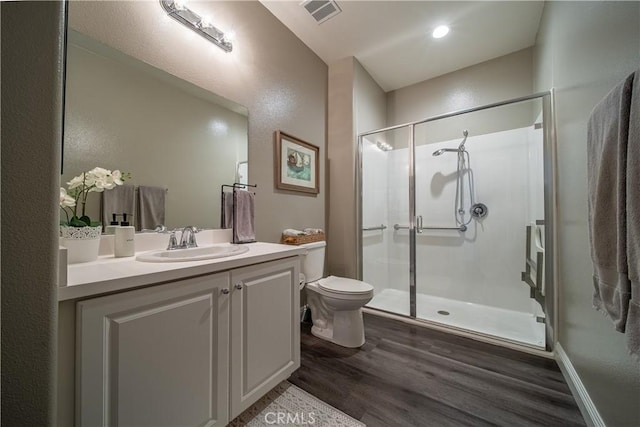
[235, 283, 243, 290]
[221, 288, 230, 295]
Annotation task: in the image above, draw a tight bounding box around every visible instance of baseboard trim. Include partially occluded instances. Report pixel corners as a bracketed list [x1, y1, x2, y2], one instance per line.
[555, 343, 605, 427]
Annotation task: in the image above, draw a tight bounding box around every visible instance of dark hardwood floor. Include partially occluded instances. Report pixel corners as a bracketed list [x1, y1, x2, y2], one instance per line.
[289, 313, 585, 427]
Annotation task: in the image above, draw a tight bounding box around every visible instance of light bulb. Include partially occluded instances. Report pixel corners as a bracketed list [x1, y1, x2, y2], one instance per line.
[432, 25, 450, 39]
[173, 0, 187, 11]
[199, 15, 212, 28]
[224, 30, 236, 43]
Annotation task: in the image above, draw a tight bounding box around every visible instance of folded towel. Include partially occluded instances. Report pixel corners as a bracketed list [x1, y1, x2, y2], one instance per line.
[101, 184, 135, 229]
[587, 71, 634, 335]
[626, 70, 640, 357]
[221, 190, 255, 243]
[221, 191, 234, 229]
[283, 229, 305, 236]
[234, 190, 256, 243]
[137, 185, 166, 232]
[303, 228, 324, 235]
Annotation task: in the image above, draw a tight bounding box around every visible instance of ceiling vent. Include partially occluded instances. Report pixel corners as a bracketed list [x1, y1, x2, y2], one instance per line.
[301, 0, 342, 24]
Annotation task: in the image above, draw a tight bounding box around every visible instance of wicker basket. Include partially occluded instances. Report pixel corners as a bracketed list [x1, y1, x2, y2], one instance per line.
[280, 232, 325, 246]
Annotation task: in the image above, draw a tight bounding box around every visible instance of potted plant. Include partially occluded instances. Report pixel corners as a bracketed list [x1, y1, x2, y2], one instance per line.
[59, 167, 129, 263]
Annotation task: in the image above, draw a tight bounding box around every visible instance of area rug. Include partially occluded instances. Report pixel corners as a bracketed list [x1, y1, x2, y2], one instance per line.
[228, 381, 365, 426]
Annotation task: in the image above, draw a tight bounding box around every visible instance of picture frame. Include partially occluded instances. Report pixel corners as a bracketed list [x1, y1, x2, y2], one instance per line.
[274, 131, 320, 194]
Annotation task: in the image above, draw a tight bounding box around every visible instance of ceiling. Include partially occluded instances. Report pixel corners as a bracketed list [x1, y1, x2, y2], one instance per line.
[260, 1, 544, 92]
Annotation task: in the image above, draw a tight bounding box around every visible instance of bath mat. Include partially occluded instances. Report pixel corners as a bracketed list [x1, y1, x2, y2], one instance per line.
[228, 381, 365, 427]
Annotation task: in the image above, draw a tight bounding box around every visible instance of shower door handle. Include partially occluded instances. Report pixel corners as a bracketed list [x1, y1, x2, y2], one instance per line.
[416, 215, 424, 234]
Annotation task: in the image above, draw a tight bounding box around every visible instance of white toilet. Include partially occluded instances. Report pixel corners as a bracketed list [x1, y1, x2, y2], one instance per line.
[300, 241, 374, 348]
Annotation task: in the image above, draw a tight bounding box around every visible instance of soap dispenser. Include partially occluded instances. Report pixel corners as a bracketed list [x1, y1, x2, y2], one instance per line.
[114, 213, 135, 257]
[104, 214, 120, 235]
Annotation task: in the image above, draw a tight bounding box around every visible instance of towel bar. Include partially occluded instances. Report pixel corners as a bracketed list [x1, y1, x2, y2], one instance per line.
[362, 224, 387, 231]
[393, 223, 467, 232]
[221, 182, 257, 244]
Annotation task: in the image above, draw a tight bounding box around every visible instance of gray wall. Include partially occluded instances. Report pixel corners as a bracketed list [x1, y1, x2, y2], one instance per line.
[327, 58, 386, 278]
[69, 1, 328, 242]
[533, 2, 640, 426]
[387, 48, 535, 145]
[1, 2, 66, 425]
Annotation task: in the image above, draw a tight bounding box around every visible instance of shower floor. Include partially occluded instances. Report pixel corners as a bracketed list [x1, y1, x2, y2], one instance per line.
[366, 288, 545, 348]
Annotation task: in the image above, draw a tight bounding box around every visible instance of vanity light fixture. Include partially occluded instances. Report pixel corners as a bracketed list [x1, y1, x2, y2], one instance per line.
[160, 0, 233, 52]
[432, 25, 450, 39]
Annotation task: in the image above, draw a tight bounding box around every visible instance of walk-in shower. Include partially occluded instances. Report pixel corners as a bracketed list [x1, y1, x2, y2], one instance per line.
[357, 92, 556, 352]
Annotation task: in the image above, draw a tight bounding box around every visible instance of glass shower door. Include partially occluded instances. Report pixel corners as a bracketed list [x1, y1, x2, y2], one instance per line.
[360, 126, 411, 315]
[412, 99, 547, 348]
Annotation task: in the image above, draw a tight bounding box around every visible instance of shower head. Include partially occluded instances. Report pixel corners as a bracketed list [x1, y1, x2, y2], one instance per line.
[432, 148, 460, 156]
[433, 130, 470, 156]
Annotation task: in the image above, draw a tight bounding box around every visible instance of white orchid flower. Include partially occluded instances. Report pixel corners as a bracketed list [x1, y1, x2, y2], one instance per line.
[61, 166, 129, 227]
[88, 167, 109, 178]
[112, 170, 124, 186]
[67, 174, 85, 189]
[59, 187, 76, 207]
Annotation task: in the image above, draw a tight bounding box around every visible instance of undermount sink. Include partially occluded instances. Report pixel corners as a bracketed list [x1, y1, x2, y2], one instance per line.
[136, 244, 250, 263]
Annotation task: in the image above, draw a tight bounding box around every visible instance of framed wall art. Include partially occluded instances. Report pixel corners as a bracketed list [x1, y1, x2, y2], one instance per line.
[274, 131, 319, 194]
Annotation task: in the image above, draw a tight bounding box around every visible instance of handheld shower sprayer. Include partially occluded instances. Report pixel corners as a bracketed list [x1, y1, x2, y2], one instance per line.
[432, 129, 469, 156]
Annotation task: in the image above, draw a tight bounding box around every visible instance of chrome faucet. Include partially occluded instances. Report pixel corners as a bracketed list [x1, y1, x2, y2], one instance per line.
[178, 226, 198, 249]
[166, 226, 198, 250]
[166, 231, 179, 250]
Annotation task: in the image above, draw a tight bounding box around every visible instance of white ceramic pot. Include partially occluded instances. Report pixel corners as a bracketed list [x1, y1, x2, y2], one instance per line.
[60, 225, 102, 264]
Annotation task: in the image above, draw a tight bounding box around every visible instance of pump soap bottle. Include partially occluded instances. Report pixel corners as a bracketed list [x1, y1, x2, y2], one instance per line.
[104, 214, 120, 235]
[114, 213, 135, 257]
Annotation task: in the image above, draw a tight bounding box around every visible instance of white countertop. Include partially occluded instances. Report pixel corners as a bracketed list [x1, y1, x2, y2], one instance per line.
[58, 242, 305, 302]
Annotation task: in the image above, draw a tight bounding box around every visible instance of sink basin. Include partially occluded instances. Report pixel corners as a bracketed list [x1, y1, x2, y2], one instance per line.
[136, 244, 250, 263]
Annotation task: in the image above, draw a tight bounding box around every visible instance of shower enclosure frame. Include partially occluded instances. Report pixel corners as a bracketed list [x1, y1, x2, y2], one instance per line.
[356, 90, 558, 354]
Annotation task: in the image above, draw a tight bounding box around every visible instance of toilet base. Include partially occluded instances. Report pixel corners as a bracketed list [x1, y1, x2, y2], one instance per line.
[310, 309, 366, 348]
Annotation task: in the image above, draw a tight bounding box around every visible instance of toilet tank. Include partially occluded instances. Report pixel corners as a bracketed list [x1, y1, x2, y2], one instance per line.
[299, 240, 326, 282]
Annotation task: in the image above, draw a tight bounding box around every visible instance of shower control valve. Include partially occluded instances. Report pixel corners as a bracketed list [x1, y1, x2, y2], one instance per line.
[471, 203, 488, 219]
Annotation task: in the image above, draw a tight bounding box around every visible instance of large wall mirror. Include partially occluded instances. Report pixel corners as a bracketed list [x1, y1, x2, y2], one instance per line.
[62, 29, 248, 232]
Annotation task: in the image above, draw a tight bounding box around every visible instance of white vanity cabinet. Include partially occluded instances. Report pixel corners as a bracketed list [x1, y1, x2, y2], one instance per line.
[77, 272, 231, 427]
[75, 256, 300, 427]
[229, 258, 300, 418]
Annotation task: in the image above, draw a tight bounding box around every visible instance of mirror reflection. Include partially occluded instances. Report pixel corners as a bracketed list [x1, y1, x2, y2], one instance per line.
[62, 30, 248, 232]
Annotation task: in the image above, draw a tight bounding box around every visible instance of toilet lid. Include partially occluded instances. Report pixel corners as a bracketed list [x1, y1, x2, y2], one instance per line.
[318, 276, 373, 295]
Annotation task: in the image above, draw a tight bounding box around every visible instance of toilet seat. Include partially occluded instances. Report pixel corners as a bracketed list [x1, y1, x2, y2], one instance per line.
[318, 276, 373, 295]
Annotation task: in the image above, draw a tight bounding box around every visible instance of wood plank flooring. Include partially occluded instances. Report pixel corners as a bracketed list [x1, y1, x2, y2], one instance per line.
[289, 313, 585, 427]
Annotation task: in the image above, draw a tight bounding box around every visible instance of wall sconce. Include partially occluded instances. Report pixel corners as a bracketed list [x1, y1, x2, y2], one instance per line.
[160, 0, 233, 52]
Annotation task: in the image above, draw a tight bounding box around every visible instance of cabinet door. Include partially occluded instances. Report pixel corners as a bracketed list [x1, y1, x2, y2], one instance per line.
[229, 257, 300, 418]
[77, 273, 230, 427]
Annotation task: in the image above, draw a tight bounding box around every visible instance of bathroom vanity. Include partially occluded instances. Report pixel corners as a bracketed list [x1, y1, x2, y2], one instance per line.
[57, 231, 304, 426]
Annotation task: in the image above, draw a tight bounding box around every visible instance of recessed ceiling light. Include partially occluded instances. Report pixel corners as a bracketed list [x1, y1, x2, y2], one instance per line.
[432, 25, 450, 39]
